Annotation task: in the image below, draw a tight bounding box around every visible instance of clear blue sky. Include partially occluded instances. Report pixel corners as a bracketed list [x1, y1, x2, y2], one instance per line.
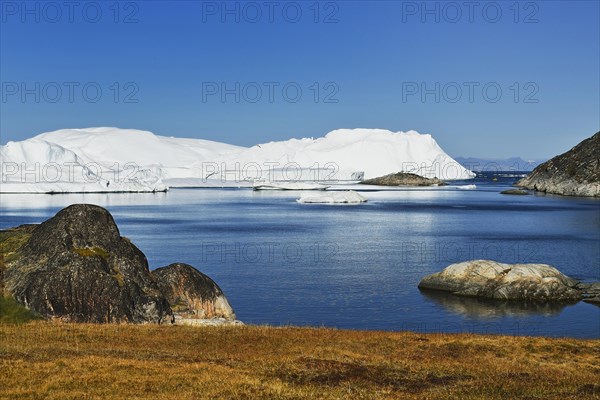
[1, 0, 598, 158]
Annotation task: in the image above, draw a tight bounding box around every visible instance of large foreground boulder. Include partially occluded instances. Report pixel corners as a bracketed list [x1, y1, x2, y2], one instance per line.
[3, 204, 172, 323]
[418, 260, 582, 302]
[152, 263, 236, 320]
[516, 131, 600, 197]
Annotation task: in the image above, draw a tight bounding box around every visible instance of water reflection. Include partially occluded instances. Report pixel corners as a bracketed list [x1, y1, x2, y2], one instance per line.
[420, 289, 577, 319]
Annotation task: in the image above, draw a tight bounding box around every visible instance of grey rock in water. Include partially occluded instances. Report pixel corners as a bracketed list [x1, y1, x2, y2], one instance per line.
[418, 260, 582, 302]
[516, 131, 600, 197]
[3, 204, 172, 323]
[361, 172, 445, 186]
[576, 282, 600, 306]
[152, 263, 236, 320]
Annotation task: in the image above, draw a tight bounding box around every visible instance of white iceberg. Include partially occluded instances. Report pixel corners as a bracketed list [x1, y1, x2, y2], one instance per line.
[0, 135, 167, 193]
[296, 190, 368, 204]
[231, 128, 474, 181]
[1, 127, 474, 193]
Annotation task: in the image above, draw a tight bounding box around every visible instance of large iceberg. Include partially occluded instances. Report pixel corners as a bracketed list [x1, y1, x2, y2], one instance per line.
[1, 127, 474, 193]
[0, 130, 168, 193]
[230, 128, 474, 182]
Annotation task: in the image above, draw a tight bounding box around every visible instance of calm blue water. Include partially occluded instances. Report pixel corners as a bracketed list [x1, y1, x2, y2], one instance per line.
[1, 173, 599, 338]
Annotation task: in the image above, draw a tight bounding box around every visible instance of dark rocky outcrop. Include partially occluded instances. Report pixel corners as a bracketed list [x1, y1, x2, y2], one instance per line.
[500, 189, 531, 195]
[516, 132, 600, 197]
[418, 260, 583, 302]
[1, 205, 241, 324]
[152, 263, 236, 320]
[2, 204, 172, 323]
[361, 172, 445, 186]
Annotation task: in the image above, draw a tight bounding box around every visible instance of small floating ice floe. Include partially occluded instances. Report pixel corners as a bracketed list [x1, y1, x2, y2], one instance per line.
[253, 181, 330, 191]
[297, 190, 368, 204]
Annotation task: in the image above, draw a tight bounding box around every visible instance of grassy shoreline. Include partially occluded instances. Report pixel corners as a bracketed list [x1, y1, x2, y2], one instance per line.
[1, 322, 599, 399]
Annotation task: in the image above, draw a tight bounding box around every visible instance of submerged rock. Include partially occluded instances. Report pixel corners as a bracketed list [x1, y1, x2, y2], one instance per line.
[418, 260, 582, 302]
[516, 131, 600, 197]
[361, 172, 445, 186]
[3, 204, 172, 323]
[152, 263, 236, 320]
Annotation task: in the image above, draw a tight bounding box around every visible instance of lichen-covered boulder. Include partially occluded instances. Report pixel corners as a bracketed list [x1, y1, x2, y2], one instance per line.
[418, 260, 582, 302]
[152, 263, 236, 320]
[3, 204, 172, 323]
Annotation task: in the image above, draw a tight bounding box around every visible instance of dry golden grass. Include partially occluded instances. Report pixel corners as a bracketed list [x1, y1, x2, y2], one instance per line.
[1, 322, 599, 399]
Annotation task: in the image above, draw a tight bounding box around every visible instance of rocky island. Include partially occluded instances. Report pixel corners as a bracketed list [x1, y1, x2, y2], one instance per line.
[516, 131, 600, 197]
[0, 204, 238, 324]
[418, 260, 599, 304]
[361, 172, 445, 186]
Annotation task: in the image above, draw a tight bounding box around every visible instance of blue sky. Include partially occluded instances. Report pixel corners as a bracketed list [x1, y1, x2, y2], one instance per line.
[1, 0, 598, 158]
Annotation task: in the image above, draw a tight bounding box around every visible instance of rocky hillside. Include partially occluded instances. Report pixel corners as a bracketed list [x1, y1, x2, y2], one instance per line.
[516, 132, 600, 197]
[1, 204, 236, 324]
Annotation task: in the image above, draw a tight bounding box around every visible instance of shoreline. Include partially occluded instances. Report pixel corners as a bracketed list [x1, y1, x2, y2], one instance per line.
[15, 316, 600, 340]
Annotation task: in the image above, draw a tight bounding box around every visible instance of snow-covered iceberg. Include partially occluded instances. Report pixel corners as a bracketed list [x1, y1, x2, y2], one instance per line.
[297, 190, 368, 204]
[0, 127, 241, 193]
[0, 134, 167, 193]
[1, 127, 474, 193]
[231, 128, 474, 182]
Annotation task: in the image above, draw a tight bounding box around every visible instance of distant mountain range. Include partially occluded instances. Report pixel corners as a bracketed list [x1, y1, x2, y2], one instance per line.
[454, 157, 546, 172]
